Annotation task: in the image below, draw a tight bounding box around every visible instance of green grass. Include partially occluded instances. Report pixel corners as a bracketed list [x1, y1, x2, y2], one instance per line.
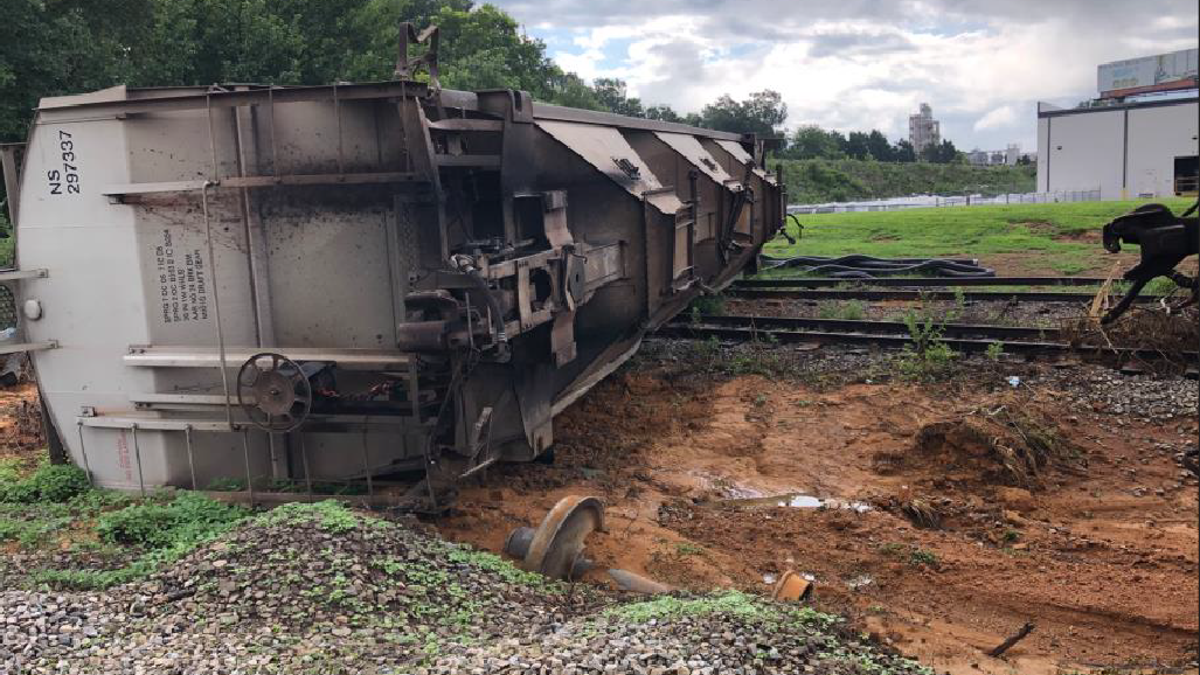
[0, 214, 11, 268]
[33, 492, 249, 589]
[0, 503, 74, 547]
[768, 199, 1195, 276]
[0, 462, 91, 503]
[0, 462, 127, 550]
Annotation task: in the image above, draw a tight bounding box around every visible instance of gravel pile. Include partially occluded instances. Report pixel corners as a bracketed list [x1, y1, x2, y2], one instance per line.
[1033, 366, 1199, 422]
[3, 502, 920, 674]
[6, 502, 593, 674]
[426, 596, 927, 675]
[1, 591, 110, 672]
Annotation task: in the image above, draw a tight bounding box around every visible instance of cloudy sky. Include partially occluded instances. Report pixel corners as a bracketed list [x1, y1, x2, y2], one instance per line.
[491, 0, 1198, 151]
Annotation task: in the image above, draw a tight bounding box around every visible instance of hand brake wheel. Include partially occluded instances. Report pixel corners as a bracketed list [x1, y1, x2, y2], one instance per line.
[236, 352, 312, 432]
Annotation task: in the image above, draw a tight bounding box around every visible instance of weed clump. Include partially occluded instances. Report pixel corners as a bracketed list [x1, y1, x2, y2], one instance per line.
[912, 398, 1082, 488]
[256, 499, 372, 533]
[817, 300, 866, 321]
[894, 290, 963, 381]
[0, 463, 90, 503]
[878, 543, 941, 569]
[97, 491, 248, 550]
[688, 294, 726, 319]
[34, 491, 249, 589]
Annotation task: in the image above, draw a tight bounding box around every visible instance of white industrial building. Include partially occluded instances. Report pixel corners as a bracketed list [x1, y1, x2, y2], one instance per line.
[968, 144, 1022, 166]
[1036, 96, 1199, 199]
[1037, 48, 1199, 200]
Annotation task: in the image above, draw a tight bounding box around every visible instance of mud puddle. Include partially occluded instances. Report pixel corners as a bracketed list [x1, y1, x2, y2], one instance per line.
[437, 364, 1200, 675]
[722, 492, 872, 513]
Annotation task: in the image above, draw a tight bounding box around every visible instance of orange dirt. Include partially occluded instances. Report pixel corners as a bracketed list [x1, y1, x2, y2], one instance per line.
[0, 383, 45, 469]
[437, 369, 1200, 675]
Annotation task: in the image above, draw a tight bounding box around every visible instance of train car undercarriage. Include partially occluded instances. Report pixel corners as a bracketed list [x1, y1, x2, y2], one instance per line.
[0, 30, 784, 508]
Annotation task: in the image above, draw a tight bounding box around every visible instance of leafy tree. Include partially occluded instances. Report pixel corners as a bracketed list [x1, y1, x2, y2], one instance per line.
[700, 90, 786, 136]
[1, 0, 155, 141]
[844, 131, 870, 160]
[645, 104, 683, 123]
[543, 72, 603, 110]
[921, 139, 962, 164]
[592, 78, 644, 117]
[787, 126, 844, 160]
[892, 139, 917, 163]
[0, 0, 608, 207]
[1, 0, 608, 136]
[865, 130, 893, 162]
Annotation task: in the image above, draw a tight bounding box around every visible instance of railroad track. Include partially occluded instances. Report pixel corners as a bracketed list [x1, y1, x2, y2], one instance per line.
[734, 276, 1111, 288]
[680, 314, 1060, 341]
[659, 314, 1196, 360]
[725, 287, 1161, 303]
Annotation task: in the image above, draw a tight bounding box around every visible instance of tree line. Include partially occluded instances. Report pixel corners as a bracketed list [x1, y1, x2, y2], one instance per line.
[1, 0, 958, 167]
[780, 126, 963, 164]
[0, 0, 790, 143]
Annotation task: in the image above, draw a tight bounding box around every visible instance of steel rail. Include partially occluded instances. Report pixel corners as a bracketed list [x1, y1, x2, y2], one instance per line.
[725, 288, 1160, 303]
[734, 276, 1112, 288]
[683, 314, 1059, 341]
[657, 321, 1196, 360]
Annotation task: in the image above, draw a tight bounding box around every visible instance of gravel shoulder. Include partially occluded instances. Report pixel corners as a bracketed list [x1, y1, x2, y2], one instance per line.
[2, 501, 930, 675]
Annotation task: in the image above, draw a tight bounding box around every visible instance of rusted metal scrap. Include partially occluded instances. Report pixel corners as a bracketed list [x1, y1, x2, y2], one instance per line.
[987, 621, 1035, 658]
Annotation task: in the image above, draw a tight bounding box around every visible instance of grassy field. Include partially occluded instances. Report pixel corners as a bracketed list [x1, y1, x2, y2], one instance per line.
[767, 198, 1196, 276]
[774, 158, 1036, 204]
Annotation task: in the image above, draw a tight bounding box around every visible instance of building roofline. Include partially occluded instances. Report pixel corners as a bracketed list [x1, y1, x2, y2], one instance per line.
[1038, 95, 1198, 119]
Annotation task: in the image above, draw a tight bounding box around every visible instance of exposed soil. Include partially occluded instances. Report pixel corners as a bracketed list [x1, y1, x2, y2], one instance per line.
[977, 250, 1200, 279]
[1022, 221, 1102, 244]
[0, 383, 45, 469]
[437, 353, 1200, 675]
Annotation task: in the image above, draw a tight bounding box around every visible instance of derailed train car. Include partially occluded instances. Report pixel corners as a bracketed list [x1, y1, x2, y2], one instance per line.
[0, 53, 783, 504]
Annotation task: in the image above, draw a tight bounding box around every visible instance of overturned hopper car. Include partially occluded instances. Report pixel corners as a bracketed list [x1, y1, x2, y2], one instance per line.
[0, 63, 783, 505]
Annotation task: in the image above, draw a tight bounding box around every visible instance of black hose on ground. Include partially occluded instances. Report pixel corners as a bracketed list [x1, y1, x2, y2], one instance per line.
[760, 254, 995, 278]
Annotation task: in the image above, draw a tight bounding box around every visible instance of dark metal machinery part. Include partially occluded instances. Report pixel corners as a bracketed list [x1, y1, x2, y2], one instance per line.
[761, 254, 995, 278]
[1099, 201, 1199, 323]
[237, 352, 313, 433]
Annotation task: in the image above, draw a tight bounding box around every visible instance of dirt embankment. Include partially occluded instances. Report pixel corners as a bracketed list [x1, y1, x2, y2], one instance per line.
[0, 383, 45, 468]
[438, 360, 1200, 675]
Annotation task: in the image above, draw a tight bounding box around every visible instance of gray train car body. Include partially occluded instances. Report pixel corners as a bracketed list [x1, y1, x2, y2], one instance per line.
[3, 80, 783, 497]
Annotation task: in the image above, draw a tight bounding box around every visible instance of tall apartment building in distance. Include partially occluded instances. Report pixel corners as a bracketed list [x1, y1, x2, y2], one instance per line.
[908, 103, 941, 152]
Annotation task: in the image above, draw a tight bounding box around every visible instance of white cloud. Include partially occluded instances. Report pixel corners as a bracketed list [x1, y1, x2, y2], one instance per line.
[974, 105, 1018, 132]
[502, 0, 1199, 149]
